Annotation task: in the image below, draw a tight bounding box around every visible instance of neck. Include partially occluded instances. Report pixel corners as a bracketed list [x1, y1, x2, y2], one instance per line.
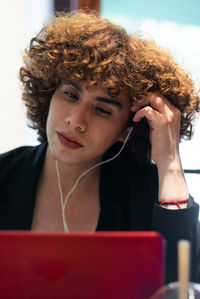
[42, 147, 101, 195]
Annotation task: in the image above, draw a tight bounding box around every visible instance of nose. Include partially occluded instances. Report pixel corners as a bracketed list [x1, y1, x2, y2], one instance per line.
[65, 104, 88, 132]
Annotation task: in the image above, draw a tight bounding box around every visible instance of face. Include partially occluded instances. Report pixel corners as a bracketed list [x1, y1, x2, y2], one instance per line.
[46, 81, 132, 167]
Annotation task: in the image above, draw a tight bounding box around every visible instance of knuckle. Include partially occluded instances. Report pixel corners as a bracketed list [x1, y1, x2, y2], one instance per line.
[144, 106, 152, 112]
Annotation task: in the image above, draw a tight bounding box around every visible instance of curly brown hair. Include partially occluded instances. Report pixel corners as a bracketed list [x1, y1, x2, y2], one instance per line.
[20, 11, 200, 162]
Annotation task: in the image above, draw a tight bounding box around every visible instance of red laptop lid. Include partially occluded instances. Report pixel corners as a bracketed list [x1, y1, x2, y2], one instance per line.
[0, 231, 164, 299]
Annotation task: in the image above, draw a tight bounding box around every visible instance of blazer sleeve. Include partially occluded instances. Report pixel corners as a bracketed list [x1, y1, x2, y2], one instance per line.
[151, 196, 199, 283]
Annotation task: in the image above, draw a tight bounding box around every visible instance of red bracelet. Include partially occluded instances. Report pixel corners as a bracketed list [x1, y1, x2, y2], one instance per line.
[159, 199, 189, 209]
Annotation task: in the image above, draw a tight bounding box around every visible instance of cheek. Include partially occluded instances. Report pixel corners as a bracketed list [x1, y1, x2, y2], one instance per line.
[92, 122, 124, 150]
[46, 98, 63, 129]
[101, 116, 129, 147]
[46, 101, 58, 140]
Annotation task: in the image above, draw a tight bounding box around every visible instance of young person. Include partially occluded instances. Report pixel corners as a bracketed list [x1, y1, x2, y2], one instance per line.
[0, 11, 199, 283]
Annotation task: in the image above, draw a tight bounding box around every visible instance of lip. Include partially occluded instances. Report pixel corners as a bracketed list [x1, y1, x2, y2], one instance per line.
[56, 131, 83, 149]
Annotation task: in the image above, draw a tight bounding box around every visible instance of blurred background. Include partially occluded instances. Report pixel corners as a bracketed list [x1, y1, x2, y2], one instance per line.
[0, 0, 199, 204]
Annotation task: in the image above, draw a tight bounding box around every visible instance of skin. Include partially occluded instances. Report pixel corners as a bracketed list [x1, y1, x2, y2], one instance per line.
[32, 81, 189, 231]
[47, 81, 189, 206]
[46, 81, 132, 170]
[32, 81, 132, 231]
[132, 92, 189, 207]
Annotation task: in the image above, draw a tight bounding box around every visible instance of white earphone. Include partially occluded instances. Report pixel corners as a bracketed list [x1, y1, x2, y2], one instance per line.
[56, 126, 134, 232]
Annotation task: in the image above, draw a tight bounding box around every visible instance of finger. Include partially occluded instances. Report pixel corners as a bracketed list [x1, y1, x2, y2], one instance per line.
[131, 94, 164, 113]
[149, 95, 179, 116]
[133, 105, 163, 127]
[131, 93, 177, 115]
[131, 97, 150, 112]
[147, 95, 181, 122]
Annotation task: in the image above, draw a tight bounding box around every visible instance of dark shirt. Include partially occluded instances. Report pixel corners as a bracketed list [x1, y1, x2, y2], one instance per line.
[0, 143, 199, 283]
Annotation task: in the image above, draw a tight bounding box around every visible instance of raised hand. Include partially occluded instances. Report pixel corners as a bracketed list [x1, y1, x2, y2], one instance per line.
[131, 93, 189, 206]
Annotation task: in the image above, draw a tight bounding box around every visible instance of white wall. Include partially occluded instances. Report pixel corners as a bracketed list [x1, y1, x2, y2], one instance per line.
[0, 0, 53, 153]
[0, 1, 27, 153]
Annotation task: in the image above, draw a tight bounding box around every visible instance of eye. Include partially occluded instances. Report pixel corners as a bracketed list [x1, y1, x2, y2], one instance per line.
[95, 106, 111, 116]
[64, 91, 78, 101]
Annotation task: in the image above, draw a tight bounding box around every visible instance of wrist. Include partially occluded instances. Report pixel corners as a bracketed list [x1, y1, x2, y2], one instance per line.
[157, 157, 189, 203]
[156, 155, 183, 173]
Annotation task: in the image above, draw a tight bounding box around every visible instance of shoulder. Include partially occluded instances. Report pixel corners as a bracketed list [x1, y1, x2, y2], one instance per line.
[0, 145, 36, 162]
[0, 143, 47, 184]
[0, 144, 45, 167]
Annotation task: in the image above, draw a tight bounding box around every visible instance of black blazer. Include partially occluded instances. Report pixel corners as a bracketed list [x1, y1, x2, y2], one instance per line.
[0, 143, 199, 283]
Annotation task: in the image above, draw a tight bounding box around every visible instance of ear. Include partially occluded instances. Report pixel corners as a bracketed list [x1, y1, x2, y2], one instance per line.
[118, 127, 132, 142]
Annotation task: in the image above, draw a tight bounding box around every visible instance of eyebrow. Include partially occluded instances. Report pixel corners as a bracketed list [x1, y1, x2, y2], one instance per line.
[66, 81, 82, 92]
[65, 81, 123, 109]
[95, 97, 122, 109]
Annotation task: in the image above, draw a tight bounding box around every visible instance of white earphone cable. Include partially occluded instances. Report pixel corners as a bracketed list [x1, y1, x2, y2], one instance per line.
[55, 127, 133, 232]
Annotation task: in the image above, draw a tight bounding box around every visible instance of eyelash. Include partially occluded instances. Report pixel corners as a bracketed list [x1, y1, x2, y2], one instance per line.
[64, 91, 78, 101]
[95, 107, 111, 116]
[63, 90, 112, 116]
